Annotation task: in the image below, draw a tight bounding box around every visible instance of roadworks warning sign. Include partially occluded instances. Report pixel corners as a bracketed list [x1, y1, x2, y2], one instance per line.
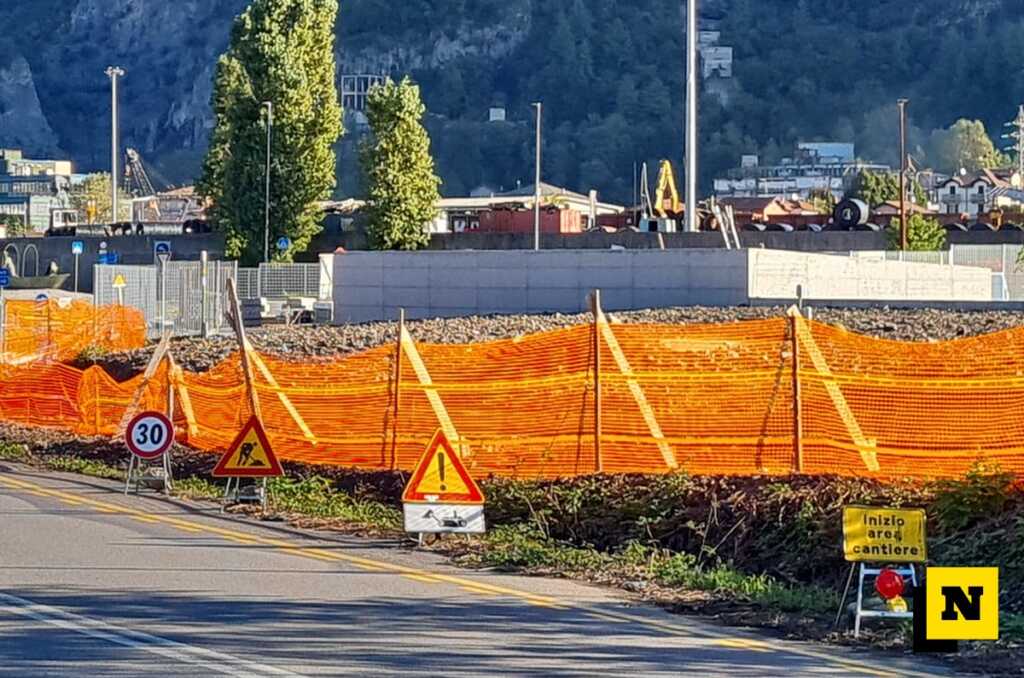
[402, 430, 484, 505]
[842, 505, 926, 563]
[212, 416, 283, 478]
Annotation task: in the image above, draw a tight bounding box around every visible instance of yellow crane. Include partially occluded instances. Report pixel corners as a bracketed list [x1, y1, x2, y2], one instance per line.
[654, 160, 682, 218]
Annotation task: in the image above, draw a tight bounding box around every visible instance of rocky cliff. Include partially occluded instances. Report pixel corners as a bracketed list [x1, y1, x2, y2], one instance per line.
[0, 0, 1018, 202]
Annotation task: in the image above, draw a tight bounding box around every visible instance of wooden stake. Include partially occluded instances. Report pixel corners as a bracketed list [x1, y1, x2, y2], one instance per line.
[791, 311, 804, 474]
[589, 291, 603, 474]
[226, 277, 261, 419]
[390, 308, 404, 470]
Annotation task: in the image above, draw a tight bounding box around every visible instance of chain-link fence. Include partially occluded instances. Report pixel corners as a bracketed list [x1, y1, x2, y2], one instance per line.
[94, 261, 237, 338]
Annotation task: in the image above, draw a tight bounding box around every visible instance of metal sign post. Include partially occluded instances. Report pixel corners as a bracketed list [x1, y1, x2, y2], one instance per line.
[157, 251, 170, 336]
[112, 273, 126, 306]
[0, 267, 8, 363]
[71, 240, 84, 294]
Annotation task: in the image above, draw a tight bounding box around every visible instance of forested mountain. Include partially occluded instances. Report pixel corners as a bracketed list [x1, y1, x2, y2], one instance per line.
[0, 0, 1021, 203]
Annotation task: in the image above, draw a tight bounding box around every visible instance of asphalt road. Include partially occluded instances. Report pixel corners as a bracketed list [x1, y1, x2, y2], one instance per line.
[0, 463, 949, 677]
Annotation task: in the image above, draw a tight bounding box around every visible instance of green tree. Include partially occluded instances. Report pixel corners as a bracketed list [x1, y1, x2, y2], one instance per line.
[70, 173, 132, 224]
[361, 77, 441, 251]
[0, 214, 27, 237]
[928, 119, 1008, 174]
[887, 214, 947, 251]
[198, 0, 342, 264]
[849, 170, 926, 207]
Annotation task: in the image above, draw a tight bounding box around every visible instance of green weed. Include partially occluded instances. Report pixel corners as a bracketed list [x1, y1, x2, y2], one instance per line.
[268, 476, 402, 529]
[0, 441, 29, 462]
[174, 477, 222, 500]
[45, 456, 122, 480]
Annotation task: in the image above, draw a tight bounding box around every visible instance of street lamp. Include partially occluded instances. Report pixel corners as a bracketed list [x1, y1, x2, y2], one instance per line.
[898, 98, 909, 251]
[532, 102, 542, 251]
[263, 101, 273, 263]
[105, 67, 125, 226]
[684, 0, 698, 233]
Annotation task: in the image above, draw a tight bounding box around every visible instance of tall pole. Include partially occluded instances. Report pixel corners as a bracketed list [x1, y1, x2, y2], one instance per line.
[684, 0, 699, 234]
[263, 101, 273, 264]
[533, 102, 542, 251]
[106, 67, 125, 226]
[898, 99, 909, 251]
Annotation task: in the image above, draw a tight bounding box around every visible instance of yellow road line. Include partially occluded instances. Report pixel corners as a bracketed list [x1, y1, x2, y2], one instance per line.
[0, 472, 928, 677]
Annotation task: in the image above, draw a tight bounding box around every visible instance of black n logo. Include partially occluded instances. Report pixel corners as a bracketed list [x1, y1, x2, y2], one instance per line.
[941, 586, 984, 621]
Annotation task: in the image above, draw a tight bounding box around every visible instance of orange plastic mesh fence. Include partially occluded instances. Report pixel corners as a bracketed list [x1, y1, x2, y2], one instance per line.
[8, 315, 1024, 481]
[3, 299, 146, 363]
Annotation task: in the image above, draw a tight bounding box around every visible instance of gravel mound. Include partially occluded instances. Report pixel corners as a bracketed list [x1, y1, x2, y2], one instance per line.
[75, 306, 1024, 380]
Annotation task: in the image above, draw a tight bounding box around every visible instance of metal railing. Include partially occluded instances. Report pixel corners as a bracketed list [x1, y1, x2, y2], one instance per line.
[94, 261, 237, 338]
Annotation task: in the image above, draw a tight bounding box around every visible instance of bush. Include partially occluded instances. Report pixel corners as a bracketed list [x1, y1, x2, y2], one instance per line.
[886, 214, 947, 251]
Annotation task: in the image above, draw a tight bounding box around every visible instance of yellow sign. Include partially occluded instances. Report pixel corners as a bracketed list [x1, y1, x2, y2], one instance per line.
[112, 274, 127, 289]
[212, 416, 283, 478]
[842, 506, 926, 563]
[402, 430, 484, 505]
[925, 567, 999, 640]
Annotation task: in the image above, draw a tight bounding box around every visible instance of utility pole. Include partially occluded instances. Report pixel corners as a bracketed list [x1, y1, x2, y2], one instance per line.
[533, 102, 542, 251]
[105, 67, 125, 226]
[263, 101, 273, 264]
[898, 98, 909, 251]
[684, 0, 699, 234]
[1003, 105, 1024, 181]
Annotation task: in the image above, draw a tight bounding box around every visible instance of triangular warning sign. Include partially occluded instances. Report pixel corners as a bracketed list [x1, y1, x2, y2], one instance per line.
[112, 274, 127, 289]
[212, 416, 283, 478]
[402, 430, 484, 505]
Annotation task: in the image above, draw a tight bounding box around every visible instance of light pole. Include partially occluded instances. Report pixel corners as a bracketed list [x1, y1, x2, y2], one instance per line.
[105, 67, 125, 226]
[533, 102, 542, 251]
[263, 101, 273, 263]
[898, 98, 909, 251]
[684, 0, 698, 233]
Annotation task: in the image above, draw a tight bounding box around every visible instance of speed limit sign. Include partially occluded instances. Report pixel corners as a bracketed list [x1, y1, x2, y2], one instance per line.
[125, 411, 174, 460]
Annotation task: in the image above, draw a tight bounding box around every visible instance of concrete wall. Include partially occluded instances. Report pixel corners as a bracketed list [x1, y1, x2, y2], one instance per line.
[332, 249, 993, 323]
[0, 234, 226, 293]
[306, 229, 889, 256]
[747, 249, 992, 302]
[333, 250, 749, 323]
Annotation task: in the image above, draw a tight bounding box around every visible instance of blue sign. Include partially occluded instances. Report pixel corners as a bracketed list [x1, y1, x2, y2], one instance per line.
[277, 236, 292, 252]
[0, 268, 9, 288]
[35, 293, 48, 303]
[154, 241, 172, 256]
[71, 240, 85, 256]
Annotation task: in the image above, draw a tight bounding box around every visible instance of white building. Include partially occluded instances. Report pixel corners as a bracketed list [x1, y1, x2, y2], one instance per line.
[936, 169, 1024, 217]
[713, 143, 890, 200]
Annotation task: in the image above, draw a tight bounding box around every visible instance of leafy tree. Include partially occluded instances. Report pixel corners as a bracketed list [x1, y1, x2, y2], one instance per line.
[0, 214, 27, 237]
[928, 119, 1008, 174]
[361, 77, 441, 250]
[849, 170, 926, 207]
[198, 0, 342, 264]
[887, 214, 947, 251]
[70, 173, 132, 223]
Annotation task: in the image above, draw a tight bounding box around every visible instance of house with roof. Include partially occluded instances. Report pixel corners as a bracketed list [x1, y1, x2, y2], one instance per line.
[937, 169, 1024, 217]
[434, 183, 624, 234]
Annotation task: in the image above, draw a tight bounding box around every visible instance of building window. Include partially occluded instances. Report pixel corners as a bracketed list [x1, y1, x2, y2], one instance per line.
[949, 186, 956, 195]
[978, 185, 985, 195]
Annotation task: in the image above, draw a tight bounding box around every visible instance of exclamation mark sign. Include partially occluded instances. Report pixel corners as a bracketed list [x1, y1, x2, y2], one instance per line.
[438, 452, 447, 492]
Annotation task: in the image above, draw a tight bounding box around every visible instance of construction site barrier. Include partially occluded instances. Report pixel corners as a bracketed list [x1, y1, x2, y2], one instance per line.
[2, 299, 146, 364]
[3, 309, 1023, 481]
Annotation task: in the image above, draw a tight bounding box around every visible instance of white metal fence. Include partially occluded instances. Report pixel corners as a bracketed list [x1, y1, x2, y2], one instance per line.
[94, 261, 238, 338]
[236, 262, 327, 301]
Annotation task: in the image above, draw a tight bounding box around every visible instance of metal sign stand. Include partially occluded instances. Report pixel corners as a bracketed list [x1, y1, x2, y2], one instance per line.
[220, 478, 267, 512]
[852, 563, 917, 637]
[124, 451, 173, 496]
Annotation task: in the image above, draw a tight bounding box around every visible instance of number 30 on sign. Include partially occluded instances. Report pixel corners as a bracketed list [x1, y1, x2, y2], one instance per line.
[125, 411, 174, 460]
